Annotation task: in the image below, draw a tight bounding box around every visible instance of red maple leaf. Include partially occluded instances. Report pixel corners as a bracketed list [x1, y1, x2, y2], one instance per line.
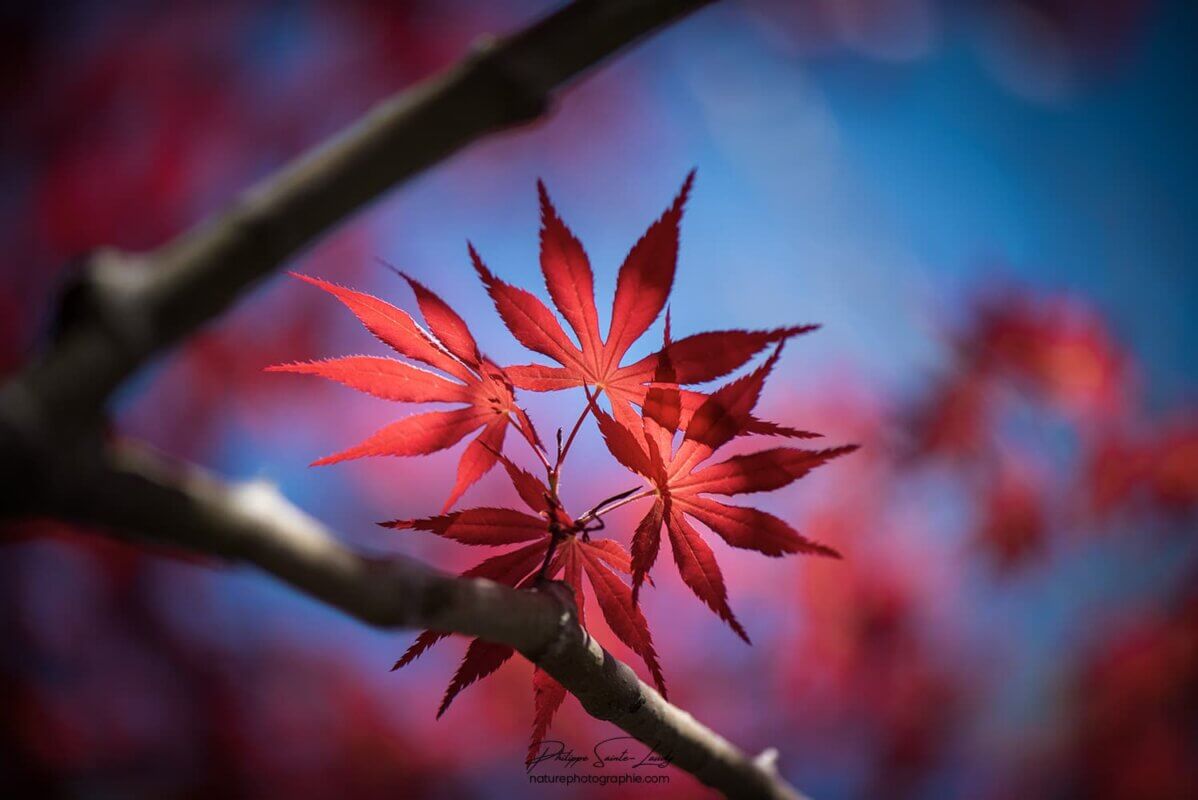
[267, 272, 538, 511]
[382, 454, 665, 763]
[470, 172, 815, 436]
[595, 338, 856, 641]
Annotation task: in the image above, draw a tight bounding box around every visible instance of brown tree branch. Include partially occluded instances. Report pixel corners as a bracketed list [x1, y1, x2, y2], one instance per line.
[0, 1, 814, 797]
[46, 440, 806, 800]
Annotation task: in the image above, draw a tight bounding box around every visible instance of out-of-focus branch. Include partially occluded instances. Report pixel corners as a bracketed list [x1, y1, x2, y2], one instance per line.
[44, 441, 806, 800]
[0, 0, 715, 448]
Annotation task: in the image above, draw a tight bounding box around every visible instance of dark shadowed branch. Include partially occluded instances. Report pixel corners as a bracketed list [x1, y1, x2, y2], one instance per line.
[0, 1, 812, 798]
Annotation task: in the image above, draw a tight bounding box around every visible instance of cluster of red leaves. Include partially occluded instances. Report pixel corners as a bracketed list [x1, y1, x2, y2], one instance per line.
[913, 292, 1129, 460]
[769, 295, 1195, 796]
[908, 289, 1196, 569]
[382, 453, 664, 763]
[270, 175, 856, 759]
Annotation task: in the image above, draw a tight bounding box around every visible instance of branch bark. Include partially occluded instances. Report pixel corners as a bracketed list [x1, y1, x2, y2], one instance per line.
[0, 1, 813, 798]
[43, 440, 805, 800]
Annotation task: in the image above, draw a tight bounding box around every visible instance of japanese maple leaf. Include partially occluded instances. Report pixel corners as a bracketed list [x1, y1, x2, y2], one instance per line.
[382, 455, 665, 763]
[267, 272, 537, 512]
[470, 172, 812, 434]
[596, 341, 857, 641]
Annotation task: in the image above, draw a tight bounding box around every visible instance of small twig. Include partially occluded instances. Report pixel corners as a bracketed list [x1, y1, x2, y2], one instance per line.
[557, 399, 594, 471]
[582, 488, 656, 523]
[536, 492, 568, 583]
[535, 532, 565, 582]
[576, 485, 644, 524]
[580, 515, 603, 541]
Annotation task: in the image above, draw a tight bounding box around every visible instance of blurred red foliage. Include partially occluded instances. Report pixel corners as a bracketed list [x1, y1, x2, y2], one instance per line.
[1064, 589, 1198, 800]
[0, 525, 471, 799]
[905, 288, 1193, 570]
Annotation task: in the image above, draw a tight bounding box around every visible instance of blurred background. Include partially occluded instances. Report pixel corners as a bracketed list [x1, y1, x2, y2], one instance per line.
[2, 1, 1195, 798]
